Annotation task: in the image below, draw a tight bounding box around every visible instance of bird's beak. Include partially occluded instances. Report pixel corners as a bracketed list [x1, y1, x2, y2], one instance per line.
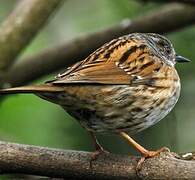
[176, 54, 190, 63]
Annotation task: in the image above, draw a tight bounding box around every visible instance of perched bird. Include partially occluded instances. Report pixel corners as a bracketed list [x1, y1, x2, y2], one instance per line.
[0, 33, 189, 164]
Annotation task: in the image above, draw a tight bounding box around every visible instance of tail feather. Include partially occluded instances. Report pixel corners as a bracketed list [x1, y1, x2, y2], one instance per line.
[0, 84, 65, 94]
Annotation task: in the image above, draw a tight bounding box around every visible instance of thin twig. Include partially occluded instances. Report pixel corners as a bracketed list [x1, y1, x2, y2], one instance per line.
[0, 141, 194, 179]
[0, 0, 64, 71]
[3, 3, 195, 86]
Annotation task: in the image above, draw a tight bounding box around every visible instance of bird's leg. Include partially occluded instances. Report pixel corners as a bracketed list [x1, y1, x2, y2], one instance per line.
[89, 132, 108, 161]
[119, 132, 169, 170]
[90, 131, 104, 152]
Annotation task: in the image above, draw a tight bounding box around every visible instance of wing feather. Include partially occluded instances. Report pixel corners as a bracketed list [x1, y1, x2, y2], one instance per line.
[52, 61, 131, 84]
[48, 36, 163, 86]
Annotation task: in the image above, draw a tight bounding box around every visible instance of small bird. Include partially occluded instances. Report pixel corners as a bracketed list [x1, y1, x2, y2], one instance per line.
[0, 33, 189, 164]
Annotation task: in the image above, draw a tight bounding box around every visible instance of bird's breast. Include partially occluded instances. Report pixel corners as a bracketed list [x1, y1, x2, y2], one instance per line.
[79, 66, 179, 133]
[38, 66, 180, 134]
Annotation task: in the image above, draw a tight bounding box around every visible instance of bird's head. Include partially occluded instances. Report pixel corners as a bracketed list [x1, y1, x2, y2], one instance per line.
[134, 33, 190, 66]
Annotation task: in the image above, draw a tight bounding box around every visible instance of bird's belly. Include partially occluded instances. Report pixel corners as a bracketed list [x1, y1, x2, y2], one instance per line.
[63, 83, 180, 134]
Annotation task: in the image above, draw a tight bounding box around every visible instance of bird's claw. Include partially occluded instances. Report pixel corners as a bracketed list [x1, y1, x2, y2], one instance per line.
[90, 149, 109, 168]
[136, 147, 170, 171]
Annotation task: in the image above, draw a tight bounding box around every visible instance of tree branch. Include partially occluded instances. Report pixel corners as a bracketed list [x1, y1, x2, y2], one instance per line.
[3, 3, 195, 86]
[0, 141, 194, 179]
[140, 0, 195, 4]
[0, 0, 64, 71]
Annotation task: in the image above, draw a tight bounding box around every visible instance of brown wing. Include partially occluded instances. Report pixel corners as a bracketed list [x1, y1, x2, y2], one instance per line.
[51, 61, 131, 84]
[49, 36, 163, 85]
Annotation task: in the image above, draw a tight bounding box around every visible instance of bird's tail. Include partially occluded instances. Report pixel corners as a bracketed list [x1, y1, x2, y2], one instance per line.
[0, 84, 65, 94]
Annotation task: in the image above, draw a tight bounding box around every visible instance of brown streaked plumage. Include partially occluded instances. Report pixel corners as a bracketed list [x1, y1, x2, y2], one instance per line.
[0, 33, 190, 167]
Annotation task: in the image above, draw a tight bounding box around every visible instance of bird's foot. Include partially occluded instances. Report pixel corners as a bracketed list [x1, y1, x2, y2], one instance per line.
[137, 147, 170, 171]
[119, 132, 170, 171]
[90, 148, 109, 168]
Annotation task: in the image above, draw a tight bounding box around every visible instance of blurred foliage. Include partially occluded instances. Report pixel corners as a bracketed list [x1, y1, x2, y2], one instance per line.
[0, 0, 195, 159]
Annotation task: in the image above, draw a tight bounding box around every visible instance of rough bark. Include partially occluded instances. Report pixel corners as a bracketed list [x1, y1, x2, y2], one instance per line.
[3, 3, 195, 86]
[0, 141, 194, 179]
[0, 0, 64, 71]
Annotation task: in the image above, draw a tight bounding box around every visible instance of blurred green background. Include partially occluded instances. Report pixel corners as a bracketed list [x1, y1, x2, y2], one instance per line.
[0, 0, 194, 156]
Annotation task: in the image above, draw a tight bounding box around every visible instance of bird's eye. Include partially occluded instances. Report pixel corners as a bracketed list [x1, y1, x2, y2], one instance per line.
[166, 48, 171, 54]
[158, 40, 165, 47]
[158, 40, 171, 54]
